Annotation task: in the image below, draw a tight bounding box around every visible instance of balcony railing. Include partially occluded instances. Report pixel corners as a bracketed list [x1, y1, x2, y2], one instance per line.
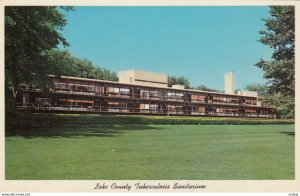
[19, 86, 271, 109]
[23, 88, 250, 105]
[16, 103, 275, 118]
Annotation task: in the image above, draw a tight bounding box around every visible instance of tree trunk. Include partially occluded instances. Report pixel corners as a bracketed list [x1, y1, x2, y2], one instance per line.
[12, 87, 18, 98]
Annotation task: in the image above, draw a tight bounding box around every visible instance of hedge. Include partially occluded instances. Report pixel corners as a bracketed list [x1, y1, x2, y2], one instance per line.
[5, 113, 294, 130]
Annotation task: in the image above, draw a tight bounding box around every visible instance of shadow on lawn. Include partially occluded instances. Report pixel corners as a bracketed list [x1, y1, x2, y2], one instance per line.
[280, 131, 295, 137]
[5, 124, 164, 139]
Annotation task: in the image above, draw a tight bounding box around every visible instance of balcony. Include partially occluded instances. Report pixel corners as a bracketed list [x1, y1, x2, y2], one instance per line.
[244, 113, 274, 118]
[16, 103, 275, 118]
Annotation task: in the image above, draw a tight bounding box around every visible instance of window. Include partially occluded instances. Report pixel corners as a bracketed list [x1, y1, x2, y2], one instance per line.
[141, 90, 149, 98]
[120, 88, 130, 95]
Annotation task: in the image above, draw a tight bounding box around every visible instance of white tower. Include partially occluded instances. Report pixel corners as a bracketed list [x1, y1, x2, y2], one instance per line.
[225, 72, 235, 94]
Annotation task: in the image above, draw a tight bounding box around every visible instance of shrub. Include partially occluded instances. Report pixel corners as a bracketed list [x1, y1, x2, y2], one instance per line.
[5, 113, 294, 130]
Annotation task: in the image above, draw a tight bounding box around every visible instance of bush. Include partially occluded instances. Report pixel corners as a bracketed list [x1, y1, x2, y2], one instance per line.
[5, 113, 294, 130]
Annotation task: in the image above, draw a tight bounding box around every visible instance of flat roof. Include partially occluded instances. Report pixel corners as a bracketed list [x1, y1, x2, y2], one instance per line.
[49, 75, 260, 98]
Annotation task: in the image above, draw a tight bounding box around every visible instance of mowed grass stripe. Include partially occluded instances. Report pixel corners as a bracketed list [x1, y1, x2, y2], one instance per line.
[5, 125, 294, 180]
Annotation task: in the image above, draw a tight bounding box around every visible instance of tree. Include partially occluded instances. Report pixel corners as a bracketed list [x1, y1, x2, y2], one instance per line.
[263, 93, 294, 119]
[255, 6, 295, 118]
[192, 84, 220, 92]
[244, 83, 294, 118]
[168, 76, 190, 89]
[5, 6, 73, 98]
[168, 76, 221, 92]
[245, 83, 267, 96]
[101, 68, 118, 81]
[44, 49, 118, 81]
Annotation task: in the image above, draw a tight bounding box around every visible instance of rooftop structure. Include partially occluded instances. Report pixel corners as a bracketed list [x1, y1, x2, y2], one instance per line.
[118, 70, 168, 88]
[171, 84, 185, 89]
[237, 90, 258, 97]
[225, 72, 235, 94]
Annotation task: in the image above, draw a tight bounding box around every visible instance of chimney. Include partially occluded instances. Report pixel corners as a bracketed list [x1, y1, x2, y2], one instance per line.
[225, 72, 235, 94]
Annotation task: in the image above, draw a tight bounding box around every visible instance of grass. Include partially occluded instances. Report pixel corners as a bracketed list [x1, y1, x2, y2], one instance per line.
[5, 124, 295, 180]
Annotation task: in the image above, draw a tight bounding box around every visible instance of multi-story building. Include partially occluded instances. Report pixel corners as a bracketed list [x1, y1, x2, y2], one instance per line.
[16, 70, 275, 118]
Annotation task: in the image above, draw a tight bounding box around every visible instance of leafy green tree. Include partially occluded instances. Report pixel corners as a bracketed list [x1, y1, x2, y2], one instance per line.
[263, 93, 294, 119]
[255, 6, 295, 118]
[4, 6, 118, 113]
[168, 76, 190, 89]
[168, 76, 221, 92]
[44, 49, 118, 81]
[101, 68, 118, 81]
[5, 6, 73, 113]
[192, 84, 220, 92]
[5, 6, 73, 98]
[245, 83, 267, 96]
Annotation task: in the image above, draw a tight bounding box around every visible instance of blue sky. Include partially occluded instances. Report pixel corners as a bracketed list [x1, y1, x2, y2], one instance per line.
[60, 6, 272, 91]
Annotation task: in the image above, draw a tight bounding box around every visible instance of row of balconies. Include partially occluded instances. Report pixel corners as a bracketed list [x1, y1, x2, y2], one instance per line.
[20, 84, 256, 99]
[16, 103, 274, 118]
[47, 89, 258, 106]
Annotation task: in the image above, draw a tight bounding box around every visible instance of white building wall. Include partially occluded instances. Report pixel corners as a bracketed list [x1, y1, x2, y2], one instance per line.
[118, 70, 135, 84]
[172, 84, 185, 89]
[243, 90, 258, 97]
[237, 90, 258, 97]
[118, 70, 168, 87]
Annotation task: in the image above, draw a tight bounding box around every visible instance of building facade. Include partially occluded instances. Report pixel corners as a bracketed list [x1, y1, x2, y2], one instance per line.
[15, 70, 275, 118]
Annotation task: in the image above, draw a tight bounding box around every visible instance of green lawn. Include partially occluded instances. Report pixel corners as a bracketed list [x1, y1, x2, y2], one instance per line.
[5, 124, 294, 180]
